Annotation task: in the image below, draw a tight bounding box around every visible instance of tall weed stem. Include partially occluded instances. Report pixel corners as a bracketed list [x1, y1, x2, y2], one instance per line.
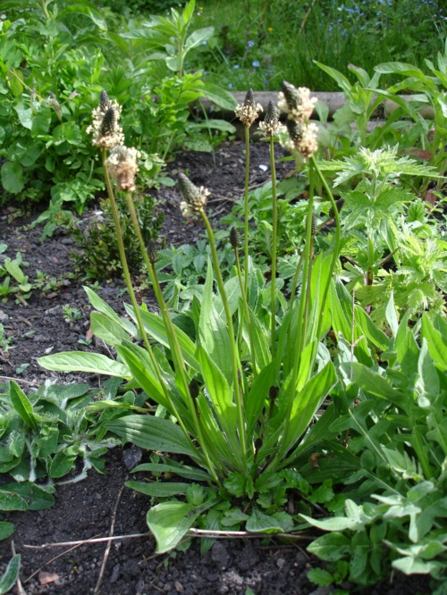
[269, 133, 278, 358]
[310, 156, 341, 338]
[233, 243, 258, 378]
[243, 125, 250, 294]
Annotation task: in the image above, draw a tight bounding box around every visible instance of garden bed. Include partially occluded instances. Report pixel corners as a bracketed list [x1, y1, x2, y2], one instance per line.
[0, 141, 433, 595]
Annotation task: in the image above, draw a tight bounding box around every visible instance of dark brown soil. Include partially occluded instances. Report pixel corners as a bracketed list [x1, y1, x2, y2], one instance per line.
[0, 142, 432, 594]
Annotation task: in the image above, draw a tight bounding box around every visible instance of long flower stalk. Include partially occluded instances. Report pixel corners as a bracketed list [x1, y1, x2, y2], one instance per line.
[230, 227, 257, 378]
[269, 131, 278, 358]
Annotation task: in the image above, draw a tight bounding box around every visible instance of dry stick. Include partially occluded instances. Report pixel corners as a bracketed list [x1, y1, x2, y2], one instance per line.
[24, 533, 151, 549]
[24, 534, 103, 584]
[0, 376, 38, 386]
[94, 485, 125, 595]
[24, 529, 313, 550]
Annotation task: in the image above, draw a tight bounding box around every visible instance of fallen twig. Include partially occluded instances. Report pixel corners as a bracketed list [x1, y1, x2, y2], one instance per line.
[94, 485, 124, 595]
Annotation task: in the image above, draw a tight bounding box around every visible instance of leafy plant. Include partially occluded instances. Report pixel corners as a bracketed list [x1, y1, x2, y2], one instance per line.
[318, 145, 444, 320]
[69, 191, 165, 280]
[303, 302, 447, 591]
[39, 85, 347, 553]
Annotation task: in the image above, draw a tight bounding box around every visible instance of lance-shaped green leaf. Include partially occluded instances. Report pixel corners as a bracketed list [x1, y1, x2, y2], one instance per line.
[90, 312, 130, 346]
[38, 352, 131, 379]
[125, 305, 200, 372]
[9, 381, 38, 430]
[106, 415, 199, 459]
[84, 286, 138, 337]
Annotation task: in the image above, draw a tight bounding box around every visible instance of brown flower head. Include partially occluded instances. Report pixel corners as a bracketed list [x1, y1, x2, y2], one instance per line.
[87, 91, 124, 150]
[178, 173, 209, 218]
[147, 238, 158, 264]
[229, 226, 241, 248]
[235, 88, 263, 127]
[278, 81, 317, 123]
[105, 145, 140, 192]
[259, 100, 285, 136]
[283, 118, 318, 162]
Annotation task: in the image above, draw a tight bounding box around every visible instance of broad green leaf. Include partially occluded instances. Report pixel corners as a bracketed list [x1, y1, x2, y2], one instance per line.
[38, 352, 130, 379]
[0, 490, 28, 511]
[245, 509, 283, 532]
[50, 452, 77, 478]
[355, 306, 389, 351]
[58, 3, 107, 30]
[1, 161, 24, 194]
[301, 512, 363, 532]
[0, 482, 54, 510]
[385, 292, 399, 337]
[392, 555, 439, 575]
[314, 61, 352, 95]
[421, 314, 447, 370]
[286, 362, 337, 451]
[418, 339, 440, 398]
[84, 287, 137, 338]
[307, 568, 334, 586]
[90, 312, 130, 346]
[106, 415, 199, 459]
[4, 259, 26, 283]
[0, 554, 20, 595]
[201, 82, 238, 110]
[126, 481, 190, 497]
[351, 363, 407, 410]
[307, 532, 352, 561]
[0, 522, 14, 541]
[182, 0, 195, 24]
[115, 342, 169, 409]
[147, 499, 214, 553]
[185, 27, 214, 51]
[126, 306, 199, 372]
[9, 381, 37, 430]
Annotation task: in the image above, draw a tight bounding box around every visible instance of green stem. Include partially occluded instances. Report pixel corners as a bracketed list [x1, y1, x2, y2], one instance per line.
[201, 210, 248, 463]
[233, 245, 257, 378]
[269, 132, 278, 358]
[311, 156, 341, 339]
[244, 125, 250, 294]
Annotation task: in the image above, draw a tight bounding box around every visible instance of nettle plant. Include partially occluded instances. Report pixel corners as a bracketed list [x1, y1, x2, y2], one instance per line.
[318, 145, 446, 323]
[40, 85, 345, 552]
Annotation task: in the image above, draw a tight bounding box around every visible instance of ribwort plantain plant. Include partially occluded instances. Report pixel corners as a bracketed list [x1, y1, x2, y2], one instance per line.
[40, 85, 344, 553]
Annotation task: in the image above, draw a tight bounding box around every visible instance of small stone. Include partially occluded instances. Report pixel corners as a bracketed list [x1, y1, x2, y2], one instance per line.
[175, 581, 184, 593]
[276, 557, 286, 569]
[211, 541, 229, 569]
[0, 311, 8, 322]
[110, 563, 120, 583]
[123, 447, 143, 470]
